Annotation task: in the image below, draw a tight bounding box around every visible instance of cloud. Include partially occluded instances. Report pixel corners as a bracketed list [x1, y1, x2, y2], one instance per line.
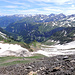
[51, 0, 71, 4]
[5, 5, 18, 8]
[1, 0, 74, 5]
[72, 5, 74, 7]
[7, 1, 24, 5]
[1, 6, 75, 15]
[0, 0, 75, 15]
[0, 0, 31, 10]
[28, 0, 72, 4]
[0, 9, 39, 15]
[6, 7, 62, 15]
[17, 9, 40, 14]
[1, 0, 30, 7]
[66, 9, 75, 15]
[44, 9, 62, 12]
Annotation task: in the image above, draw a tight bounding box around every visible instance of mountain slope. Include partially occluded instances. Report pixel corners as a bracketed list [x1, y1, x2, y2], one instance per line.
[49, 27, 75, 44]
[5, 13, 75, 44]
[0, 15, 25, 28]
[6, 20, 60, 43]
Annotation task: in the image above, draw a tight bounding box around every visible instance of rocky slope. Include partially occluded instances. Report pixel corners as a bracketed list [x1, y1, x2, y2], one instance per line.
[0, 55, 75, 75]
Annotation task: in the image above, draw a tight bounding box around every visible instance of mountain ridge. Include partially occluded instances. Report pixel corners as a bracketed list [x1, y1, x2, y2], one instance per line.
[2, 13, 75, 44]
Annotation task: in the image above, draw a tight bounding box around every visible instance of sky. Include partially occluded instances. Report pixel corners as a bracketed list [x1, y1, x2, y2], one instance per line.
[0, 0, 75, 15]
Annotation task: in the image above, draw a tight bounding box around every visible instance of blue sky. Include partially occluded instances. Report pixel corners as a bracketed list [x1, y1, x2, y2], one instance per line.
[0, 0, 75, 15]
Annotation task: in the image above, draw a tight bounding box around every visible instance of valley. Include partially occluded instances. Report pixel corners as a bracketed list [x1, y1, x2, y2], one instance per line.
[0, 13, 75, 75]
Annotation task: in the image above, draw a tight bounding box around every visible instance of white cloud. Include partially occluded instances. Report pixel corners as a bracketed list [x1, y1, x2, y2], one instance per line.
[0, 0, 75, 15]
[72, 5, 74, 7]
[17, 9, 40, 14]
[66, 9, 75, 15]
[1, 0, 74, 5]
[5, 6, 18, 8]
[0, 0, 30, 10]
[1, 7, 75, 15]
[28, 0, 72, 4]
[51, 0, 71, 4]
[1, 9, 39, 15]
[1, 0, 30, 7]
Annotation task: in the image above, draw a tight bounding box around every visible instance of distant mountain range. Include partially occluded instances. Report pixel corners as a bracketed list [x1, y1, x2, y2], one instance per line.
[0, 13, 75, 44]
[0, 13, 66, 28]
[0, 13, 75, 28]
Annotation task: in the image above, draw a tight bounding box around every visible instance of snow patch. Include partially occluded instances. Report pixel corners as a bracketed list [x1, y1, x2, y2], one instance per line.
[0, 43, 29, 57]
[34, 41, 75, 57]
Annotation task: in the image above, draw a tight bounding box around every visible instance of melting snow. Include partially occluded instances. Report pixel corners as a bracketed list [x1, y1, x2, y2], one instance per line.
[0, 41, 75, 57]
[0, 43, 29, 57]
[35, 41, 75, 57]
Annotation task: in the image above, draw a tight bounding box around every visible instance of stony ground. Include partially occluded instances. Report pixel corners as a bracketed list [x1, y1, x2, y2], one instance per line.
[0, 55, 75, 75]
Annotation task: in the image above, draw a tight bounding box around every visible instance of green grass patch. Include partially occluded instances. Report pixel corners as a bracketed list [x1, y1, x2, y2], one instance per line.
[25, 54, 45, 59]
[0, 56, 23, 63]
[30, 41, 41, 48]
[0, 54, 45, 67]
[44, 41, 55, 45]
[0, 60, 30, 67]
